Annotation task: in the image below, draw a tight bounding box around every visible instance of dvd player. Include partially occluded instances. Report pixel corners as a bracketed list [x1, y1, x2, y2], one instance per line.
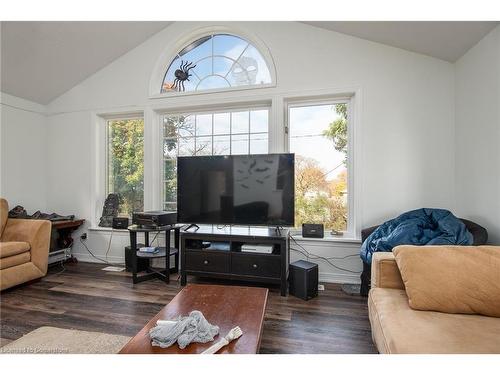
[132, 211, 177, 228]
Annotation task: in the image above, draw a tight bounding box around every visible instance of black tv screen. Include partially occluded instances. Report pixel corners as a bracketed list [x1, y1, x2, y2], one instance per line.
[177, 153, 295, 226]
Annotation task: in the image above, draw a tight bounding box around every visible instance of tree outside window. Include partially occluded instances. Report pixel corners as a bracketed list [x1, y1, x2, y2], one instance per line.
[162, 109, 269, 211]
[107, 118, 144, 216]
[290, 103, 348, 233]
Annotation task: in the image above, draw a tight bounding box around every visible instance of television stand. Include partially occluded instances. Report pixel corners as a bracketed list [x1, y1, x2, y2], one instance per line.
[180, 226, 290, 296]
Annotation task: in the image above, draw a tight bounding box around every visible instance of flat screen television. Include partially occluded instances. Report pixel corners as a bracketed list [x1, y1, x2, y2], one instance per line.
[177, 153, 295, 226]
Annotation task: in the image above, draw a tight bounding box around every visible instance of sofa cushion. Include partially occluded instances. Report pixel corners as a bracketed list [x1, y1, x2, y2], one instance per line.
[368, 288, 500, 353]
[0, 241, 31, 258]
[0, 198, 8, 237]
[394, 245, 500, 318]
[371, 252, 404, 290]
[0, 252, 31, 269]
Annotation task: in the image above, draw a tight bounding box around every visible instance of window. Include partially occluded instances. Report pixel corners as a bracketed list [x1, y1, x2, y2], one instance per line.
[162, 108, 269, 210]
[288, 102, 349, 233]
[106, 118, 144, 216]
[161, 34, 272, 93]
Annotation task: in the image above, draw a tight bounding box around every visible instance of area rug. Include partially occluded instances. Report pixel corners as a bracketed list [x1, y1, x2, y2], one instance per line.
[0, 326, 131, 354]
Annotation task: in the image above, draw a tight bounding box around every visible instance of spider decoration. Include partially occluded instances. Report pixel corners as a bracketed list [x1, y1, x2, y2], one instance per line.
[173, 60, 196, 91]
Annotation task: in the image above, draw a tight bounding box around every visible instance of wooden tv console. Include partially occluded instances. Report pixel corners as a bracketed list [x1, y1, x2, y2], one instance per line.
[180, 226, 289, 296]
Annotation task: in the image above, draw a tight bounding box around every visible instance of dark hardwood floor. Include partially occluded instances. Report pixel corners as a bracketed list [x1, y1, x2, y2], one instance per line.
[0, 262, 377, 354]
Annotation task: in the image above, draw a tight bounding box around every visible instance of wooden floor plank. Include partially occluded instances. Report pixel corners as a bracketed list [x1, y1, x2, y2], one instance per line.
[0, 262, 377, 354]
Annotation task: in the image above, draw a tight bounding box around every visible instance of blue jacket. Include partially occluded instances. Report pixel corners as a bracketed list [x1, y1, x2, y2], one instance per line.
[360, 208, 473, 264]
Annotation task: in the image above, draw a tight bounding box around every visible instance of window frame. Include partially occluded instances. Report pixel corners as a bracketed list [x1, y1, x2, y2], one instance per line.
[284, 96, 357, 239]
[92, 88, 361, 241]
[149, 26, 277, 99]
[158, 104, 271, 211]
[91, 111, 145, 227]
[161, 34, 273, 94]
[105, 115, 145, 207]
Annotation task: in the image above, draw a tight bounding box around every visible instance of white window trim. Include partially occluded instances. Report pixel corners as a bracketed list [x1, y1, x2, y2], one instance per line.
[148, 25, 277, 99]
[104, 115, 145, 198]
[283, 91, 361, 240]
[90, 110, 145, 227]
[90, 86, 362, 241]
[156, 102, 272, 211]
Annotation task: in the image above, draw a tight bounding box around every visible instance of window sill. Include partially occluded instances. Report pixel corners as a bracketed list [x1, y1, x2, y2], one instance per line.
[88, 227, 129, 234]
[88, 228, 361, 244]
[290, 234, 361, 244]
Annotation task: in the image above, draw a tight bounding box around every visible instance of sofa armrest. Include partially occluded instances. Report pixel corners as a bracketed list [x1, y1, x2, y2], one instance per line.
[1, 219, 51, 274]
[371, 252, 405, 290]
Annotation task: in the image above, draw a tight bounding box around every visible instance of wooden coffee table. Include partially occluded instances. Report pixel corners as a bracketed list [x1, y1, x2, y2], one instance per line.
[119, 284, 268, 354]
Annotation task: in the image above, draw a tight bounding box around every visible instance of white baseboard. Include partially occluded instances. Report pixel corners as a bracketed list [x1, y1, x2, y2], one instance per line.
[72, 252, 125, 265]
[72, 252, 360, 285]
[319, 272, 360, 284]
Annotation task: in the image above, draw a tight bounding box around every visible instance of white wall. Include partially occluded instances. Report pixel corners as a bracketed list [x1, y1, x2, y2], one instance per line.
[455, 25, 500, 243]
[42, 21, 456, 283]
[0, 93, 48, 212]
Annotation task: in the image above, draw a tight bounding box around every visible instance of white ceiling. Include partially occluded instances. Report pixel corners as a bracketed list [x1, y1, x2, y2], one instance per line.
[1, 21, 498, 105]
[302, 21, 498, 62]
[1, 21, 171, 104]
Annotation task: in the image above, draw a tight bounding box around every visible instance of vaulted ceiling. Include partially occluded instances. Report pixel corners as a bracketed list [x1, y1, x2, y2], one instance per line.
[1, 21, 498, 105]
[302, 21, 498, 62]
[1, 21, 171, 104]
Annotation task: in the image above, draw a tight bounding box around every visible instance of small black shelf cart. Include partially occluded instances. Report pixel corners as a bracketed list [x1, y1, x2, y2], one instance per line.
[128, 224, 181, 284]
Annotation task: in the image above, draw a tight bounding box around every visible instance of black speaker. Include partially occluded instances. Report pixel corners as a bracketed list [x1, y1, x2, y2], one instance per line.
[289, 260, 318, 300]
[112, 217, 129, 229]
[302, 223, 324, 238]
[125, 244, 149, 272]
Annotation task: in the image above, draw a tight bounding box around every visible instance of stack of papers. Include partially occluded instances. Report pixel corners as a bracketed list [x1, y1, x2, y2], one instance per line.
[139, 246, 159, 254]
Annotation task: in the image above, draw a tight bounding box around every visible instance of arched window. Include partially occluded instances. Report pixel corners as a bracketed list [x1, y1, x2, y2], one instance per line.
[161, 34, 273, 93]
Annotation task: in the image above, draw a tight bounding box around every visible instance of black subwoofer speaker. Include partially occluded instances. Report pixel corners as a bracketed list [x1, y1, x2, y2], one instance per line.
[289, 260, 319, 300]
[125, 244, 149, 272]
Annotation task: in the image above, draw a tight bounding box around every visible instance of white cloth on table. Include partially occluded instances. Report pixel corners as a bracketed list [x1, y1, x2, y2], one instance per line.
[149, 310, 219, 349]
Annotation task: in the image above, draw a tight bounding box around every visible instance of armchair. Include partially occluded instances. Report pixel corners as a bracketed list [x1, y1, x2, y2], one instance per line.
[0, 198, 51, 291]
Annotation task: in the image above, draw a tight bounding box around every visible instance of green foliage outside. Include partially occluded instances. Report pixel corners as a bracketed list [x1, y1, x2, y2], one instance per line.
[108, 104, 348, 230]
[163, 115, 193, 210]
[294, 104, 348, 232]
[323, 104, 348, 164]
[108, 119, 144, 216]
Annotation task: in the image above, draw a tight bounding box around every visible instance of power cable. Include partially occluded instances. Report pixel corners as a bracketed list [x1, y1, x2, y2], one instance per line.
[79, 237, 123, 267]
[289, 235, 359, 274]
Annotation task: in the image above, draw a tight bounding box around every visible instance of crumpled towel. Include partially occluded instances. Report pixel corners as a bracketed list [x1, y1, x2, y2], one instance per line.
[149, 310, 219, 349]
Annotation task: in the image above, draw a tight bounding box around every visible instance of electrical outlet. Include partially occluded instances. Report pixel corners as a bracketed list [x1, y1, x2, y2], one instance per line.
[318, 284, 325, 291]
[80, 233, 87, 240]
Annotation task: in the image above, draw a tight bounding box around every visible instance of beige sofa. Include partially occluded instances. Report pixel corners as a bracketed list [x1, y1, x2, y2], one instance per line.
[0, 198, 51, 291]
[368, 250, 500, 354]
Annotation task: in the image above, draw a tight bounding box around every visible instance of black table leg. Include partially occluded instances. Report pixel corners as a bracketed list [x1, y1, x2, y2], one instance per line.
[164, 229, 171, 283]
[130, 231, 138, 284]
[280, 240, 287, 296]
[180, 237, 187, 286]
[174, 228, 180, 273]
[280, 281, 287, 296]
